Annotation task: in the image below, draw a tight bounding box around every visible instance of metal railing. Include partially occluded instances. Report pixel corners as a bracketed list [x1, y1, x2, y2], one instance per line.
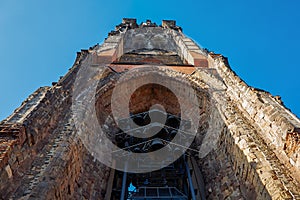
[128, 186, 188, 200]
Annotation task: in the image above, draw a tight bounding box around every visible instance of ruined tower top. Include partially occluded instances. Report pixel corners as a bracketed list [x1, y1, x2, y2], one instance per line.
[109, 18, 182, 36]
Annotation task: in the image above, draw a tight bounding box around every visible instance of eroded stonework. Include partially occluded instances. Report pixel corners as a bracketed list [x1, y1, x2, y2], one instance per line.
[0, 19, 299, 199]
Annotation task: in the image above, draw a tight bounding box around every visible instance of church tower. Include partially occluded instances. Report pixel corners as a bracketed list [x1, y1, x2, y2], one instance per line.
[0, 19, 299, 199]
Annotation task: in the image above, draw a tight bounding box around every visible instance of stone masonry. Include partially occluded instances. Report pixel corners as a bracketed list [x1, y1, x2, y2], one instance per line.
[0, 19, 299, 199]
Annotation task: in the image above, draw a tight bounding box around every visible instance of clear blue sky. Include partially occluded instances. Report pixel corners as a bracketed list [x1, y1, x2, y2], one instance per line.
[0, 0, 299, 120]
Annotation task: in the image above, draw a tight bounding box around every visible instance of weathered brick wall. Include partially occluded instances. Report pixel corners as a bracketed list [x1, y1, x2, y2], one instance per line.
[0, 87, 50, 195]
[210, 54, 300, 170]
[0, 50, 112, 199]
[196, 92, 299, 199]
[204, 55, 300, 199]
[197, 104, 249, 199]
[0, 49, 88, 196]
